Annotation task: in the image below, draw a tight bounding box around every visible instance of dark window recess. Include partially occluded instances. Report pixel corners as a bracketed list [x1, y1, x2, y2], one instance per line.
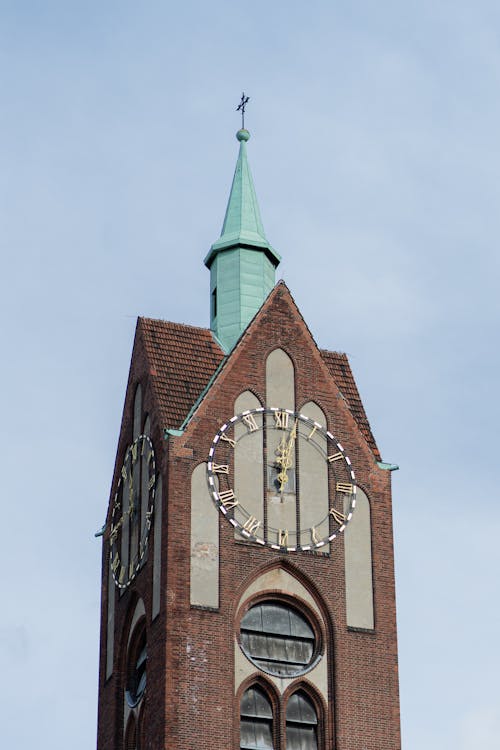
[212, 287, 217, 318]
[240, 602, 316, 677]
[126, 624, 147, 707]
[286, 691, 318, 750]
[240, 686, 274, 750]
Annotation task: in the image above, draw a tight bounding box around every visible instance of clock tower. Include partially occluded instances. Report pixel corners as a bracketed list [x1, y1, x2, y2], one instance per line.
[96, 127, 401, 750]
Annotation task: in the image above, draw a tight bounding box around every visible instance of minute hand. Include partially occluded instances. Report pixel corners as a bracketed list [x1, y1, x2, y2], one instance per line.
[277, 421, 297, 491]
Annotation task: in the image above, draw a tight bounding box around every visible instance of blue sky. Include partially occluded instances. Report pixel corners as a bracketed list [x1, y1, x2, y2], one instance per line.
[1, 1, 499, 747]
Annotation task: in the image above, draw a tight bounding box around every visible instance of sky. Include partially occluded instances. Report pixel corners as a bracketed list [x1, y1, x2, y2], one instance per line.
[1, 1, 499, 747]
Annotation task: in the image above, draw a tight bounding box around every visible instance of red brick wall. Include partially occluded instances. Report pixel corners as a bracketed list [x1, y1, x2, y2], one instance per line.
[97, 285, 401, 750]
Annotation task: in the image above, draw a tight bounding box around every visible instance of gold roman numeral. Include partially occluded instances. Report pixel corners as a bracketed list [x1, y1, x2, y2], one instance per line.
[118, 565, 126, 585]
[109, 525, 119, 546]
[148, 475, 155, 490]
[311, 526, 321, 544]
[131, 443, 138, 463]
[219, 489, 238, 509]
[111, 553, 120, 573]
[330, 508, 347, 525]
[213, 464, 229, 474]
[274, 411, 289, 429]
[278, 528, 289, 546]
[336, 481, 354, 494]
[242, 516, 261, 534]
[328, 452, 343, 463]
[121, 465, 128, 480]
[242, 413, 258, 432]
[307, 425, 318, 440]
[220, 434, 236, 447]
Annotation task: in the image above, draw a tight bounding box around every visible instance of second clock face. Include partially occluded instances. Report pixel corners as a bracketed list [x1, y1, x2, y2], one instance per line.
[110, 434, 156, 588]
[207, 407, 356, 552]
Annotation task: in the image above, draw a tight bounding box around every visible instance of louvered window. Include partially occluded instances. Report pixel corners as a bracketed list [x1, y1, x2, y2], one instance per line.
[285, 691, 318, 750]
[240, 686, 274, 749]
[240, 602, 316, 677]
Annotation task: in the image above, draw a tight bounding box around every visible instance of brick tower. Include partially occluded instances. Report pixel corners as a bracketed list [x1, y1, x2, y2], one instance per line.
[96, 127, 401, 750]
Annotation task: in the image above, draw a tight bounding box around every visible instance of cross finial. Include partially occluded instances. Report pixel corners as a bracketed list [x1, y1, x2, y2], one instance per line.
[236, 92, 250, 129]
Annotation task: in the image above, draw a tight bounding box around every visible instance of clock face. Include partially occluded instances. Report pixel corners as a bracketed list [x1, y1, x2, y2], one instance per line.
[110, 434, 156, 588]
[207, 407, 356, 552]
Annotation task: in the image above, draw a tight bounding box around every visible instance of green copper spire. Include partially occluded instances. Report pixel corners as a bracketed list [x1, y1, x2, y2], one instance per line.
[205, 129, 281, 352]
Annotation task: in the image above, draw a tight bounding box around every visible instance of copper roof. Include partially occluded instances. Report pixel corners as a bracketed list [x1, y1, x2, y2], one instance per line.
[138, 317, 379, 460]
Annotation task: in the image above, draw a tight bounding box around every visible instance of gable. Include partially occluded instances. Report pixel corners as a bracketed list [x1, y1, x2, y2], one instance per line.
[134, 286, 379, 460]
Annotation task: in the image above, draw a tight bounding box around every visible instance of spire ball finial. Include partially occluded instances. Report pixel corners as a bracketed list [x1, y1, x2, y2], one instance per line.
[236, 129, 250, 142]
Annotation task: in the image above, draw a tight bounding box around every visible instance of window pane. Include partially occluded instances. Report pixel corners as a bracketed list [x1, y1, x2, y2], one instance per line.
[241, 687, 274, 750]
[286, 692, 318, 750]
[240, 602, 317, 677]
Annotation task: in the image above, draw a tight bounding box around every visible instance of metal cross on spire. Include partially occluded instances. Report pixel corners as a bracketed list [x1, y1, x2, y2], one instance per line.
[236, 92, 250, 129]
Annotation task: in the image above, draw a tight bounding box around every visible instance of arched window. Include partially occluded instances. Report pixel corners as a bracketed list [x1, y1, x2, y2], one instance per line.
[240, 685, 274, 749]
[126, 619, 147, 708]
[285, 691, 318, 750]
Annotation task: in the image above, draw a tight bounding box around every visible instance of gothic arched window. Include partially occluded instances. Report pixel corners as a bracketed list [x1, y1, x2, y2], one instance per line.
[285, 691, 318, 750]
[240, 685, 274, 749]
[126, 619, 147, 708]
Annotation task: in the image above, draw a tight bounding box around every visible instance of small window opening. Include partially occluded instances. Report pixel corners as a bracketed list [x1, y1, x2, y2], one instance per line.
[212, 287, 217, 319]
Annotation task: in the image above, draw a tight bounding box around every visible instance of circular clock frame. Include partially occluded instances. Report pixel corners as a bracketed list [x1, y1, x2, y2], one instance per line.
[207, 407, 356, 552]
[110, 434, 156, 589]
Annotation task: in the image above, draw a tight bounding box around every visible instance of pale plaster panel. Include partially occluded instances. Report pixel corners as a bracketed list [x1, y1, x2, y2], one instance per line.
[106, 558, 115, 679]
[152, 475, 162, 620]
[235, 392, 264, 542]
[299, 403, 329, 551]
[344, 487, 374, 629]
[266, 412, 297, 545]
[266, 348, 295, 411]
[266, 351, 296, 543]
[190, 463, 219, 608]
[234, 568, 328, 699]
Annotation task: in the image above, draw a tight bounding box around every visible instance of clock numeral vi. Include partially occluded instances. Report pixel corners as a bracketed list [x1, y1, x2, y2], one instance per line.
[311, 526, 321, 544]
[278, 528, 289, 546]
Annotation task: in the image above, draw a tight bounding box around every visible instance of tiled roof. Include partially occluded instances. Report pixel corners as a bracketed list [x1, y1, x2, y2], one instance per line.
[320, 349, 380, 460]
[138, 317, 225, 431]
[138, 317, 379, 459]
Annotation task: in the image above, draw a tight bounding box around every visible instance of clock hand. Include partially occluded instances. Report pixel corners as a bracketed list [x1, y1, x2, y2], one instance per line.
[277, 420, 298, 492]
